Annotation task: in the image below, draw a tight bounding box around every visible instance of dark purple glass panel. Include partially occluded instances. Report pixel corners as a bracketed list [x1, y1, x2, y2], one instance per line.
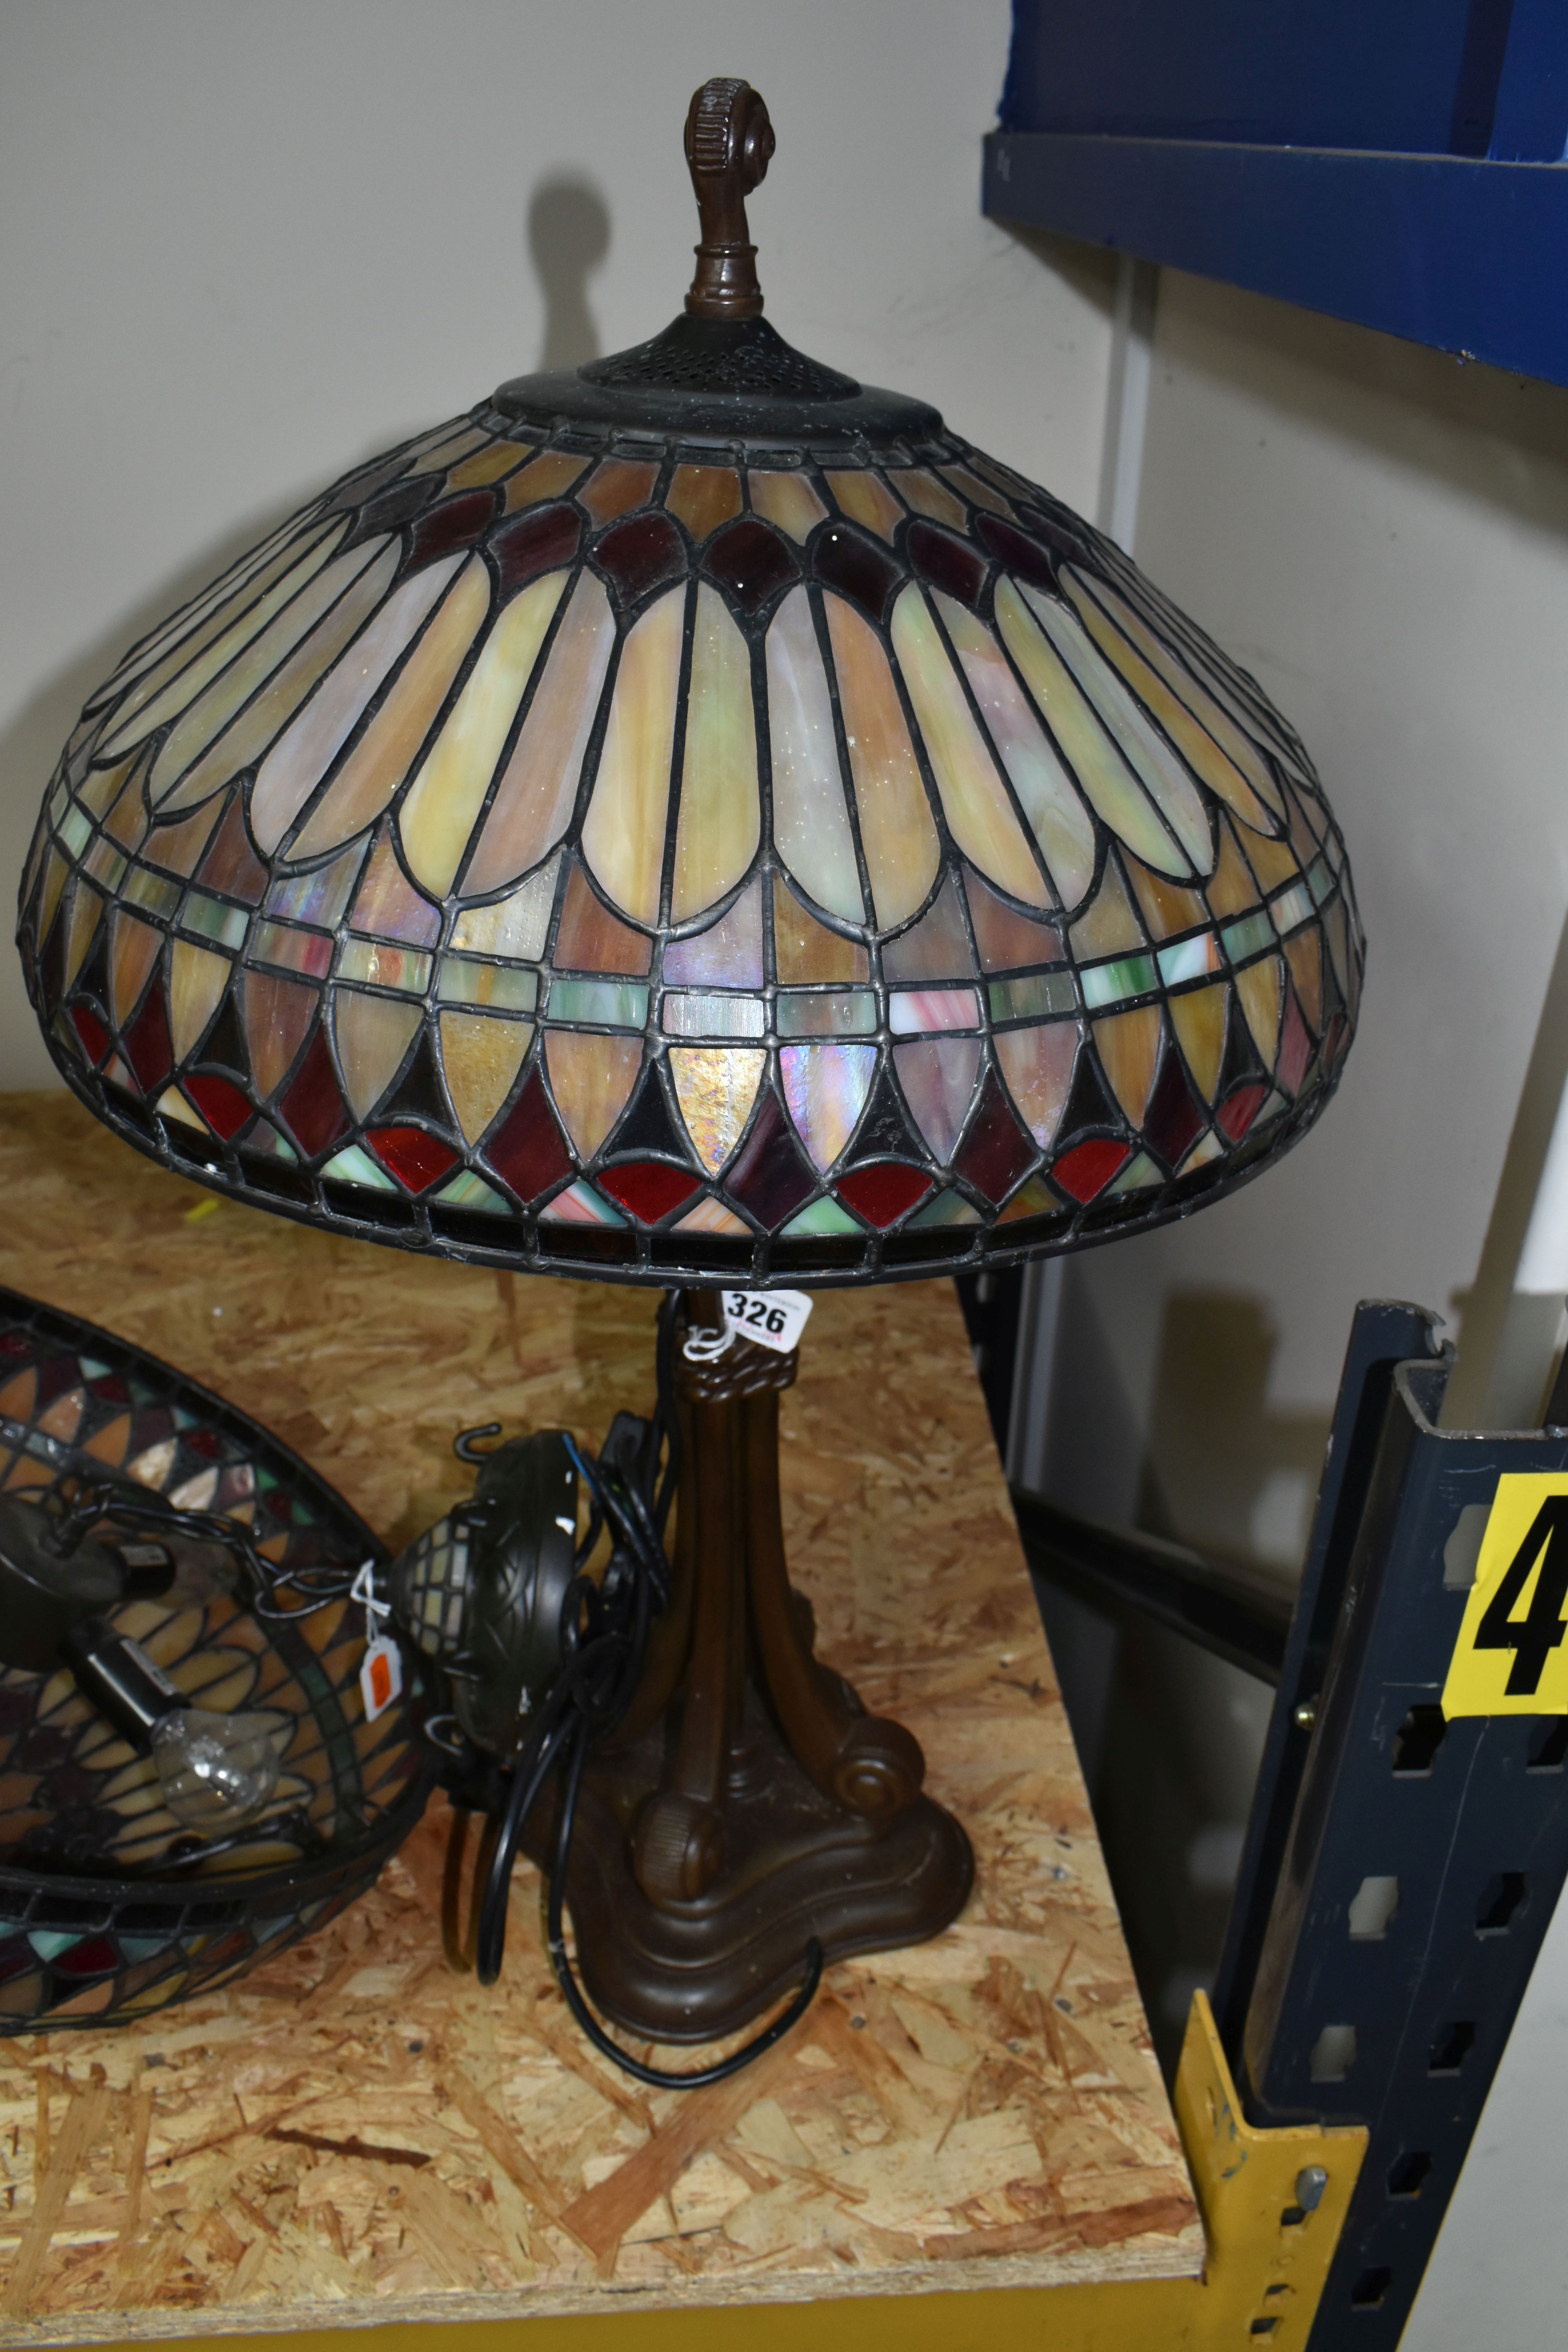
[366, 1125, 460, 1194]
[347, 475, 438, 546]
[835, 1163, 931, 1228]
[184, 1073, 251, 1141]
[907, 521, 988, 610]
[975, 513, 1061, 592]
[1143, 1042, 1205, 1167]
[701, 517, 800, 614]
[595, 512, 688, 604]
[406, 489, 497, 572]
[379, 1029, 450, 1128]
[1055, 1045, 1120, 1145]
[491, 504, 582, 599]
[598, 1162, 704, 1223]
[200, 993, 249, 1080]
[606, 1065, 695, 1163]
[1051, 1136, 1129, 1203]
[279, 1028, 350, 1158]
[953, 1067, 1035, 1203]
[846, 1065, 921, 1161]
[122, 983, 173, 1095]
[723, 1092, 817, 1228]
[812, 523, 902, 624]
[485, 1066, 573, 1202]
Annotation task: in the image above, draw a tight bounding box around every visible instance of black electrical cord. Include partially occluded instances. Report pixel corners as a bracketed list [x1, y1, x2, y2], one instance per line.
[468, 1296, 822, 2087]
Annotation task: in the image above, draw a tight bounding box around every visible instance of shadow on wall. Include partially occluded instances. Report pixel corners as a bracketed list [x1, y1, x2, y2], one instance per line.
[1031, 1276, 1328, 2080]
[528, 175, 610, 371]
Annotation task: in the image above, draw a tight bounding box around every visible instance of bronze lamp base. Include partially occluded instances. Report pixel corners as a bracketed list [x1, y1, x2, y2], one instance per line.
[530, 1292, 973, 2045]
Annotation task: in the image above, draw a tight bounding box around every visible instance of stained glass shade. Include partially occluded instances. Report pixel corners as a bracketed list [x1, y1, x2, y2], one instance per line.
[17, 292, 1361, 1287]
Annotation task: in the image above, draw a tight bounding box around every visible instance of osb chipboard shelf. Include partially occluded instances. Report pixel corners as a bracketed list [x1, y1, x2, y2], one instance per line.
[0, 1093, 1200, 2340]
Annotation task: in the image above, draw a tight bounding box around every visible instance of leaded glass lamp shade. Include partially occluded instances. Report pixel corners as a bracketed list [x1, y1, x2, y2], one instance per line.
[16, 107, 1360, 1288]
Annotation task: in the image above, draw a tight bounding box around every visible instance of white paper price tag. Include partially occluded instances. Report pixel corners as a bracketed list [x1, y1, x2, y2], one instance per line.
[722, 1289, 813, 1355]
[360, 1636, 403, 1722]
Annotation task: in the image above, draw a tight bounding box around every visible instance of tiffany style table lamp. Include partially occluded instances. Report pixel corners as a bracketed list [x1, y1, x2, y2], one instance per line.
[16, 79, 1362, 2044]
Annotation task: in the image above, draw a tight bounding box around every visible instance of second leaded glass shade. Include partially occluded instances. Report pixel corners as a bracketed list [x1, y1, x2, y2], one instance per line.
[17, 141, 1361, 1288]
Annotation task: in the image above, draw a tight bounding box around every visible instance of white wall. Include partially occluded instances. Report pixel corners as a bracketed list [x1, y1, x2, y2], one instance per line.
[0, 0, 1114, 1086]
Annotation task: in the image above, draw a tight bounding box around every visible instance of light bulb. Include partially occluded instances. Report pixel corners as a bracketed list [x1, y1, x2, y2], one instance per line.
[149, 1708, 283, 1831]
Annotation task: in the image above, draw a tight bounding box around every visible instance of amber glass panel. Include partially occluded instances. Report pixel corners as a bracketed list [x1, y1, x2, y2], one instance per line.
[504, 452, 590, 510]
[242, 972, 318, 1098]
[1171, 982, 1229, 1102]
[109, 913, 161, 1029]
[883, 877, 973, 983]
[439, 1010, 532, 1143]
[965, 872, 1062, 973]
[579, 460, 660, 524]
[555, 862, 653, 975]
[291, 557, 491, 858]
[545, 1032, 642, 1156]
[766, 586, 862, 924]
[249, 560, 461, 855]
[1238, 955, 1283, 1065]
[1125, 858, 1209, 941]
[1069, 857, 1145, 961]
[463, 572, 615, 897]
[773, 877, 869, 985]
[668, 1046, 764, 1171]
[333, 993, 420, 1122]
[167, 941, 229, 1062]
[748, 470, 828, 543]
[824, 471, 902, 543]
[451, 854, 559, 960]
[887, 469, 967, 529]
[996, 1023, 1077, 1147]
[162, 546, 402, 817]
[666, 466, 742, 539]
[447, 439, 534, 488]
[822, 594, 938, 929]
[580, 584, 684, 925]
[891, 586, 1049, 909]
[143, 801, 223, 880]
[1206, 820, 1263, 920]
[672, 584, 759, 923]
[1285, 927, 1323, 1031]
[1094, 1007, 1162, 1123]
[349, 826, 441, 947]
[398, 569, 566, 895]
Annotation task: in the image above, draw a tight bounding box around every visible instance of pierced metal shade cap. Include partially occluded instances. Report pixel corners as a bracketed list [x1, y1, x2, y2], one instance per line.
[17, 81, 1361, 1290]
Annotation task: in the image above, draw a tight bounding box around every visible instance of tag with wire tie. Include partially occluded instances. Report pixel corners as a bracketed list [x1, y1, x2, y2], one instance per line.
[352, 1561, 402, 1721]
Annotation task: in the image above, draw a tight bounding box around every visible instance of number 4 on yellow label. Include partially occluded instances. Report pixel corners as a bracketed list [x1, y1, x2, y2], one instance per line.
[1443, 1474, 1568, 1717]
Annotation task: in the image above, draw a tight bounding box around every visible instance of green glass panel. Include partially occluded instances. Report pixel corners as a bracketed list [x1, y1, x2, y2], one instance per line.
[987, 972, 1077, 1023]
[546, 978, 650, 1028]
[321, 1144, 397, 1191]
[775, 991, 877, 1038]
[1081, 955, 1158, 1010]
[1220, 912, 1274, 964]
[781, 1196, 861, 1236]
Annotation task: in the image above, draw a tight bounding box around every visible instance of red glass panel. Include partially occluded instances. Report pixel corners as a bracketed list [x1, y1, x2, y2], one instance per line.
[953, 1067, 1035, 1203]
[122, 982, 174, 1094]
[598, 1161, 704, 1222]
[70, 1005, 109, 1066]
[906, 521, 987, 609]
[51, 1936, 117, 1978]
[278, 1028, 350, 1158]
[185, 1073, 251, 1140]
[1051, 1137, 1129, 1203]
[595, 512, 687, 604]
[366, 1125, 460, 1194]
[490, 503, 581, 598]
[701, 517, 800, 615]
[812, 523, 902, 624]
[835, 1162, 931, 1227]
[484, 1066, 573, 1202]
[1217, 1082, 1268, 1144]
[407, 488, 497, 572]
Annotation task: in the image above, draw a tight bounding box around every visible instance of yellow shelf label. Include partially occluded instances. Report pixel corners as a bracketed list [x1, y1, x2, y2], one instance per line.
[1443, 1474, 1568, 1717]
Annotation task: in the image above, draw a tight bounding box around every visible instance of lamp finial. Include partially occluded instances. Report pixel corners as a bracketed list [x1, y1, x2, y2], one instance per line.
[683, 77, 774, 319]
